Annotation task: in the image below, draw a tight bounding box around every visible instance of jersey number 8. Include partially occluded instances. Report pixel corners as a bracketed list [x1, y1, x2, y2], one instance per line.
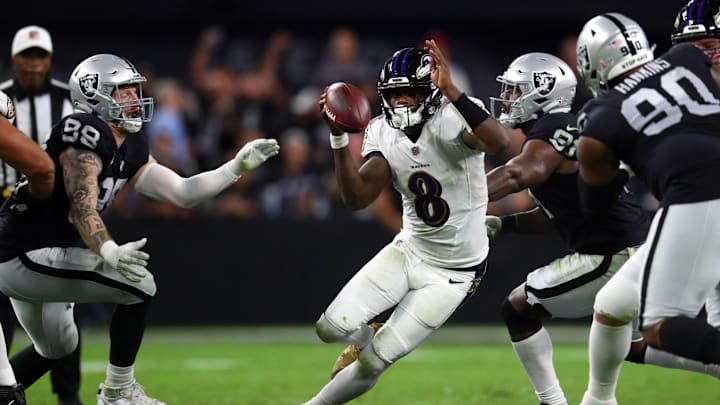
[408, 171, 450, 227]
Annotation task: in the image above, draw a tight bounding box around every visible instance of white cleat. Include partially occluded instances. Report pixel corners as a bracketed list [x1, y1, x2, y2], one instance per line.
[579, 391, 617, 405]
[97, 381, 167, 405]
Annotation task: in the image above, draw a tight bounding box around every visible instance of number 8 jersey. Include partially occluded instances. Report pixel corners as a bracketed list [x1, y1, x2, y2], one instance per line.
[578, 43, 720, 206]
[362, 98, 489, 269]
[0, 112, 149, 261]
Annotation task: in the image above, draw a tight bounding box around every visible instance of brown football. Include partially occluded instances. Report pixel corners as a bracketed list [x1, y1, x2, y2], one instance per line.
[325, 82, 372, 133]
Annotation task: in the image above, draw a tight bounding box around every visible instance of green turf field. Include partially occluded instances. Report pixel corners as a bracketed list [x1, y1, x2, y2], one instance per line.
[17, 325, 718, 404]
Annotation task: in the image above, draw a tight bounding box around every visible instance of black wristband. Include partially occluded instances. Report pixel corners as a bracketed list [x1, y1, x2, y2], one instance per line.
[452, 93, 490, 129]
[500, 214, 518, 232]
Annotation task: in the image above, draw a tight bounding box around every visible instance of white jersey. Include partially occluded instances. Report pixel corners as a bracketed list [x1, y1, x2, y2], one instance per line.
[362, 98, 489, 268]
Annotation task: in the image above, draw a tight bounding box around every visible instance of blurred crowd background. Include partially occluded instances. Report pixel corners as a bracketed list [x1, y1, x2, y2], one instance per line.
[1, 1, 679, 230]
[0, 1, 688, 325]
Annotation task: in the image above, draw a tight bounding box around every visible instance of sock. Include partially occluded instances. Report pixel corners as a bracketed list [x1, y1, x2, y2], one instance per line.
[305, 345, 388, 404]
[10, 345, 58, 388]
[104, 364, 134, 388]
[109, 301, 150, 367]
[0, 324, 14, 386]
[51, 334, 81, 399]
[586, 320, 631, 401]
[512, 327, 567, 405]
[644, 346, 720, 378]
[305, 361, 381, 405]
[658, 316, 720, 364]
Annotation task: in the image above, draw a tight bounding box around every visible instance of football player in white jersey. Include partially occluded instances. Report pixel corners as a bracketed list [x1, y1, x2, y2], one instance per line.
[302, 39, 511, 405]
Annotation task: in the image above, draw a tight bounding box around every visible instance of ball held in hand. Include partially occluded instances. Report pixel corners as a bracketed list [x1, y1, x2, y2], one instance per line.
[325, 82, 372, 133]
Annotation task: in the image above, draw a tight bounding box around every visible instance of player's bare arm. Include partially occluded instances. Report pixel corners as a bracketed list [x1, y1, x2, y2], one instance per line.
[461, 118, 512, 154]
[487, 140, 567, 201]
[425, 39, 511, 153]
[576, 136, 619, 186]
[334, 150, 392, 210]
[0, 117, 54, 198]
[512, 206, 554, 233]
[320, 91, 392, 210]
[60, 146, 109, 253]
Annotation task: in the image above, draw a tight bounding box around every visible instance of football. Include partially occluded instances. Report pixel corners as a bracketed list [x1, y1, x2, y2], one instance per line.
[324, 82, 372, 133]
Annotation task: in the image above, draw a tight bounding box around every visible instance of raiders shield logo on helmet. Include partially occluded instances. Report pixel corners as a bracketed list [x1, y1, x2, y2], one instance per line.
[79, 73, 99, 97]
[533, 72, 556, 96]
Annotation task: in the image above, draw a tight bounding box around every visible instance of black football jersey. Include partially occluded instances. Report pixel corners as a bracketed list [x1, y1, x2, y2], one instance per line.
[579, 43, 720, 206]
[0, 113, 149, 260]
[525, 112, 651, 254]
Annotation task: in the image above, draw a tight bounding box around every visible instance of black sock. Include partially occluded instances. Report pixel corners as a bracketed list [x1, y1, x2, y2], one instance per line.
[50, 339, 81, 399]
[658, 316, 720, 364]
[10, 345, 58, 388]
[109, 301, 151, 367]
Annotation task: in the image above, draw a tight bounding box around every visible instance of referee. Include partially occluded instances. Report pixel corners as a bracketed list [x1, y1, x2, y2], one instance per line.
[0, 26, 82, 405]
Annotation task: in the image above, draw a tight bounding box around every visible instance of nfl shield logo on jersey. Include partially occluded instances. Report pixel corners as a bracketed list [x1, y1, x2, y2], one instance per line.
[79, 73, 99, 97]
[533, 72, 556, 96]
[411, 146, 420, 156]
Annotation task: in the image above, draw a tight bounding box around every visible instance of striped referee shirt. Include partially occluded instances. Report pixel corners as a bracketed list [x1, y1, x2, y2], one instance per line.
[0, 77, 73, 199]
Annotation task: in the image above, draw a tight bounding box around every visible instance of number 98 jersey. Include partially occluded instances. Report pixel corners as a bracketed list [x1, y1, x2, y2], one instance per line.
[0, 113, 149, 260]
[578, 43, 720, 205]
[362, 99, 488, 269]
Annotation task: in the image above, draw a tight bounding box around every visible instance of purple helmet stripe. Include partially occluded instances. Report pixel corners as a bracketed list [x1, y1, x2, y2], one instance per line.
[696, 0, 704, 22]
[390, 49, 410, 78]
[400, 49, 411, 76]
[390, 51, 401, 77]
[688, 0, 698, 23]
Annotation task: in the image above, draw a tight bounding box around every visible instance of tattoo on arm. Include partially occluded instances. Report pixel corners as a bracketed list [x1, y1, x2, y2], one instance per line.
[60, 147, 110, 254]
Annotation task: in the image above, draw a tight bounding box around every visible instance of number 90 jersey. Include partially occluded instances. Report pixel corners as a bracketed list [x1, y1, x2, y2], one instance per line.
[362, 99, 488, 268]
[579, 43, 720, 205]
[0, 113, 149, 260]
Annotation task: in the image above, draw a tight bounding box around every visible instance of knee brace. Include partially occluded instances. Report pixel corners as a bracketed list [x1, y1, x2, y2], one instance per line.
[502, 297, 542, 336]
[593, 279, 640, 323]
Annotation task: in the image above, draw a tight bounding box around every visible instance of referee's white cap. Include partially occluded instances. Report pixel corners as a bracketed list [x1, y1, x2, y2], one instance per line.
[11, 25, 53, 57]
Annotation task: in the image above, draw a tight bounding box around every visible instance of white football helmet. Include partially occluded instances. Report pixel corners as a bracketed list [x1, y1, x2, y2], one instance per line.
[576, 13, 655, 97]
[68, 54, 153, 133]
[489, 52, 576, 128]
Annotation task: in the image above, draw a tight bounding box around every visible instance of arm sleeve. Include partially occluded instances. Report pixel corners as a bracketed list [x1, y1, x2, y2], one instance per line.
[133, 162, 239, 208]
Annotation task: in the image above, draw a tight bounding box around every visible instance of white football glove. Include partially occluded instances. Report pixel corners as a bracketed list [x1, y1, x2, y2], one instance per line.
[228, 138, 280, 176]
[0, 90, 16, 124]
[100, 238, 151, 282]
[485, 215, 502, 239]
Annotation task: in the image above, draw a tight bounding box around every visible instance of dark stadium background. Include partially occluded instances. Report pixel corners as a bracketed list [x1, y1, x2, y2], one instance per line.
[0, 1, 678, 325]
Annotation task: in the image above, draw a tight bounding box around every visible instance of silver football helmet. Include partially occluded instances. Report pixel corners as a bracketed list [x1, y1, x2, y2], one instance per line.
[68, 54, 153, 133]
[489, 52, 576, 128]
[576, 13, 655, 98]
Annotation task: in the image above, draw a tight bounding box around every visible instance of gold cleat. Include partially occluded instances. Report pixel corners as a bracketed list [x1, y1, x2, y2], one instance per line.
[330, 322, 383, 379]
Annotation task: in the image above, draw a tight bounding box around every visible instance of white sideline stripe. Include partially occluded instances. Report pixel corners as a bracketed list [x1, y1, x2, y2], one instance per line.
[82, 359, 241, 373]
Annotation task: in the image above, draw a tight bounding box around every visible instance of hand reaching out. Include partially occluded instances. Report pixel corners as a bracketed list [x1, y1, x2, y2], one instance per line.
[424, 39, 462, 101]
[232, 138, 281, 175]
